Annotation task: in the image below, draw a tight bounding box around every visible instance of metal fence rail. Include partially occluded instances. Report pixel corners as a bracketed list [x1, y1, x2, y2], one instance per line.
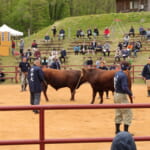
[0, 104, 150, 150]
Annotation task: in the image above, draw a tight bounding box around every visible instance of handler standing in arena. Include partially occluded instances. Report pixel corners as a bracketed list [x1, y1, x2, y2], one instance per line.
[113, 61, 134, 134]
[28, 59, 46, 114]
[19, 57, 30, 91]
[142, 57, 150, 97]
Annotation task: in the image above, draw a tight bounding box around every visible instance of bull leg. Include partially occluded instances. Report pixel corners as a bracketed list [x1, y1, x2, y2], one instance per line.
[70, 89, 75, 101]
[42, 84, 49, 102]
[99, 91, 104, 104]
[91, 90, 97, 104]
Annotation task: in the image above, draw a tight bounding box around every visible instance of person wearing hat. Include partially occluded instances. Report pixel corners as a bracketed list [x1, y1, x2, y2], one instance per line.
[111, 131, 137, 150]
[113, 61, 134, 134]
[142, 57, 150, 96]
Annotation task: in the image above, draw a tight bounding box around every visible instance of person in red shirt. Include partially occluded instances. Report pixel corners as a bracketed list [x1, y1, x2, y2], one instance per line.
[104, 27, 110, 38]
[11, 40, 15, 56]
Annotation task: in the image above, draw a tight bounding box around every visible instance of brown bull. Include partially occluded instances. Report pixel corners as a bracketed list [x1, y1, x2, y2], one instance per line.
[42, 68, 85, 101]
[82, 68, 132, 104]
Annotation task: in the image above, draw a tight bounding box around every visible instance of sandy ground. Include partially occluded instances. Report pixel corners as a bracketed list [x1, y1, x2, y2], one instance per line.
[0, 83, 150, 150]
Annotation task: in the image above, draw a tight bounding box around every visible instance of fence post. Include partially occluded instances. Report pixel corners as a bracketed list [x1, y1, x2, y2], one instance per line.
[39, 108, 45, 150]
[15, 66, 18, 83]
[132, 65, 134, 83]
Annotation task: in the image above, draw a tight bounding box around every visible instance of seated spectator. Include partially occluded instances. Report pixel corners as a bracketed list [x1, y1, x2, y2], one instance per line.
[44, 34, 50, 42]
[76, 29, 81, 38]
[114, 48, 122, 62]
[59, 29, 65, 40]
[80, 29, 85, 37]
[121, 47, 130, 60]
[87, 28, 92, 39]
[59, 49, 67, 64]
[47, 53, 54, 68]
[87, 43, 95, 55]
[118, 42, 123, 51]
[109, 62, 118, 70]
[98, 61, 108, 70]
[103, 42, 110, 56]
[51, 48, 58, 58]
[111, 131, 137, 150]
[95, 42, 103, 54]
[93, 27, 99, 37]
[139, 26, 145, 35]
[74, 45, 80, 55]
[41, 57, 48, 67]
[86, 57, 93, 68]
[80, 43, 87, 55]
[0, 70, 5, 82]
[95, 57, 104, 68]
[91, 40, 97, 49]
[50, 57, 61, 70]
[123, 34, 130, 45]
[25, 49, 32, 63]
[34, 49, 41, 59]
[104, 27, 110, 38]
[31, 40, 38, 50]
[146, 28, 150, 40]
[129, 26, 135, 37]
[132, 41, 142, 57]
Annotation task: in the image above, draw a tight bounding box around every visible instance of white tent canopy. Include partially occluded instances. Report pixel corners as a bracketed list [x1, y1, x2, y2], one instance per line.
[0, 24, 23, 36]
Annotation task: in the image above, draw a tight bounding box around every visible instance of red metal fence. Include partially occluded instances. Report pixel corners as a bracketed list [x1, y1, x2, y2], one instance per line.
[0, 65, 144, 83]
[1, 104, 150, 150]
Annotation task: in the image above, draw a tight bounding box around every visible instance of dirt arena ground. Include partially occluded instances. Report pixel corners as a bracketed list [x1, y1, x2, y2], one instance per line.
[0, 83, 150, 150]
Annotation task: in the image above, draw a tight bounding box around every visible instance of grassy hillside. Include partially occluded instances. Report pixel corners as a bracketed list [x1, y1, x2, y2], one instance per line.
[1, 12, 150, 84]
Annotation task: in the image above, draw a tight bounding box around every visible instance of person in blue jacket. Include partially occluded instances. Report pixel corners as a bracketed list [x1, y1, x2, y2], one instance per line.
[28, 59, 47, 114]
[114, 61, 134, 134]
[111, 131, 137, 150]
[142, 57, 150, 96]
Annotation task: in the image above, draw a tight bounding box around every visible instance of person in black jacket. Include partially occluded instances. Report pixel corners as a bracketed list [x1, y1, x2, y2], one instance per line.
[114, 61, 134, 134]
[28, 59, 46, 114]
[0, 71, 5, 82]
[142, 57, 150, 96]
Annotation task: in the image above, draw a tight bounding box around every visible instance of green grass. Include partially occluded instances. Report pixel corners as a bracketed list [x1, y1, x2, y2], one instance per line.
[1, 11, 150, 83]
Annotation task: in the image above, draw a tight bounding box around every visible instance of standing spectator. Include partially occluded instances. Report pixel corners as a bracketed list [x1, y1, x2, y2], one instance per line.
[129, 26, 135, 37]
[142, 57, 150, 97]
[118, 42, 123, 51]
[111, 131, 137, 150]
[59, 49, 67, 63]
[103, 42, 110, 56]
[95, 42, 103, 54]
[87, 28, 92, 39]
[19, 57, 30, 91]
[113, 61, 133, 134]
[104, 27, 110, 38]
[52, 26, 57, 37]
[59, 29, 65, 40]
[28, 59, 46, 114]
[44, 34, 50, 42]
[93, 27, 99, 37]
[25, 49, 32, 63]
[76, 29, 81, 38]
[11, 40, 15, 56]
[50, 57, 61, 70]
[123, 34, 130, 45]
[19, 39, 24, 56]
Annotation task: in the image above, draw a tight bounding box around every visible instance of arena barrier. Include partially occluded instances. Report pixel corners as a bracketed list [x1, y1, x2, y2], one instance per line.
[0, 104, 150, 150]
[0, 65, 145, 83]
